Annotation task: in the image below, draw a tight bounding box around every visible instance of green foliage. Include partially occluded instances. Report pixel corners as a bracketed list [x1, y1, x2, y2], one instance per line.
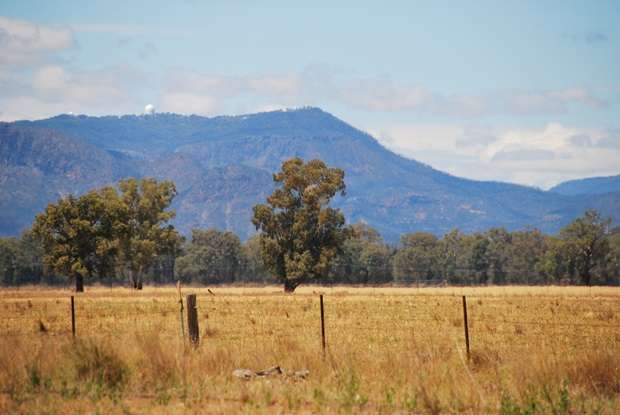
[540, 211, 612, 285]
[176, 229, 243, 283]
[240, 234, 272, 283]
[388, 211, 615, 286]
[484, 228, 512, 283]
[32, 188, 120, 291]
[27, 364, 51, 392]
[4, 177, 619, 289]
[499, 381, 571, 415]
[0, 231, 50, 285]
[30, 178, 180, 290]
[330, 223, 392, 284]
[0, 238, 18, 285]
[436, 229, 467, 283]
[557, 210, 611, 285]
[338, 370, 368, 411]
[602, 227, 620, 283]
[541, 237, 573, 282]
[499, 393, 537, 415]
[508, 229, 548, 284]
[252, 158, 348, 292]
[393, 232, 439, 284]
[116, 178, 181, 288]
[467, 234, 490, 283]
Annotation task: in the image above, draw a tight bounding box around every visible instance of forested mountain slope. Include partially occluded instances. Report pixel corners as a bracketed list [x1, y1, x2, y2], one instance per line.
[2, 108, 618, 241]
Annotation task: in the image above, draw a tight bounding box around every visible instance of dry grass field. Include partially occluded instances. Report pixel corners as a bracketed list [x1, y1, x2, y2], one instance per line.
[1, 285, 619, 414]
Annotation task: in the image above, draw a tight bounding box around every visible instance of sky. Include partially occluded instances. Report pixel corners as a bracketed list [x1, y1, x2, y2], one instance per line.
[0, 0, 619, 189]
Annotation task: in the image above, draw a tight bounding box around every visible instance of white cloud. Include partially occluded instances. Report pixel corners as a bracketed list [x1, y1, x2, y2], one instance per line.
[500, 88, 606, 115]
[371, 122, 620, 189]
[491, 148, 556, 162]
[455, 126, 501, 148]
[0, 64, 148, 121]
[0, 16, 73, 68]
[32, 65, 68, 91]
[158, 70, 303, 115]
[0, 16, 154, 121]
[160, 92, 217, 116]
[156, 66, 607, 119]
[338, 82, 605, 116]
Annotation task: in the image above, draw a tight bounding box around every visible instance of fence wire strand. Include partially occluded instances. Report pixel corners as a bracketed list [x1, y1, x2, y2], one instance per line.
[2, 294, 619, 354]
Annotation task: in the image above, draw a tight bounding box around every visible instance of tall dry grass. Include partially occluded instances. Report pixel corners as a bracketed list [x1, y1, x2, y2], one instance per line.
[0, 285, 619, 413]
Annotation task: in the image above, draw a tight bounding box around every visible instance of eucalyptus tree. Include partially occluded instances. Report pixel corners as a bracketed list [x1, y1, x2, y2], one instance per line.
[252, 158, 348, 292]
[116, 178, 180, 289]
[32, 187, 119, 292]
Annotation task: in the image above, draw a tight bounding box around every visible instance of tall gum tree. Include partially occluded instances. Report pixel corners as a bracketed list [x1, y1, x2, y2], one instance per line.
[32, 188, 119, 292]
[252, 158, 348, 292]
[116, 178, 180, 289]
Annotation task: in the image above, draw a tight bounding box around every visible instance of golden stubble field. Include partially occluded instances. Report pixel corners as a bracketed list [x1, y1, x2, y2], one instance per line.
[1, 285, 619, 414]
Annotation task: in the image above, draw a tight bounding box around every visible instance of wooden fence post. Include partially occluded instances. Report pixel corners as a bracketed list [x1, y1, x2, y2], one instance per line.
[70, 295, 76, 338]
[320, 294, 326, 355]
[186, 294, 199, 346]
[462, 295, 470, 360]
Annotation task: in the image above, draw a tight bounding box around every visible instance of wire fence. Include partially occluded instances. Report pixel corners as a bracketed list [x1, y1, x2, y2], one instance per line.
[2, 293, 620, 357]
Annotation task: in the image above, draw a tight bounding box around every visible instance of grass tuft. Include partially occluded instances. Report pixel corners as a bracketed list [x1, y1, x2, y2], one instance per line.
[72, 338, 129, 393]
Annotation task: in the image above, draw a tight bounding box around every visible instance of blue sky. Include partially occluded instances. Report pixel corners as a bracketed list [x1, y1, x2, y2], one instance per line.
[1, 1, 618, 188]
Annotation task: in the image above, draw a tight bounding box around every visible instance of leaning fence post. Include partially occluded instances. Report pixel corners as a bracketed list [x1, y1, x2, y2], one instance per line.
[462, 295, 470, 360]
[320, 294, 326, 355]
[186, 294, 199, 346]
[70, 295, 76, 338]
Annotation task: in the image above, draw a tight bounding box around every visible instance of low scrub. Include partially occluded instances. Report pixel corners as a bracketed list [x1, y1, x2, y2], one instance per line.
[71, 338, 129, 394]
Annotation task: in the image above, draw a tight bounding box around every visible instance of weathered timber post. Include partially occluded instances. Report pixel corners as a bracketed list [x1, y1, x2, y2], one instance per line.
[186, 294, 199, 346]
[70, 295, 76, 337]
[462, 295, 470, 360]
[320, 294, 326, 355]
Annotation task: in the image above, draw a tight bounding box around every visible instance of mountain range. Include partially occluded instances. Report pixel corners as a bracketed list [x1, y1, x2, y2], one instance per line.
[1, 107, 618, 242]
[549, 174, 620, 196]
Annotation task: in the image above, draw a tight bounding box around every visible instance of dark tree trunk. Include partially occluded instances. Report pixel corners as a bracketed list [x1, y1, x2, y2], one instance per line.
[582, 270, 592, 286]
[130, 270, 137, 289]
[75, 274, 84, 292]
[130, 269, 143, 289]
[137, 268, 143, 290]
[284, 279, 298, 293]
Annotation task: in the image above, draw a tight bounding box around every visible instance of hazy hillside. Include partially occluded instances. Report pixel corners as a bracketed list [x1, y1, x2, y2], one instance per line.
[0, 123, 140, 235]
[2, 108, 619, 241]
[550, 174, 620, 196]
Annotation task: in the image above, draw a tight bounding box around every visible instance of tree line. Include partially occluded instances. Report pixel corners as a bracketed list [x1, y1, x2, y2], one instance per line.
[1, 159, 619, 290]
